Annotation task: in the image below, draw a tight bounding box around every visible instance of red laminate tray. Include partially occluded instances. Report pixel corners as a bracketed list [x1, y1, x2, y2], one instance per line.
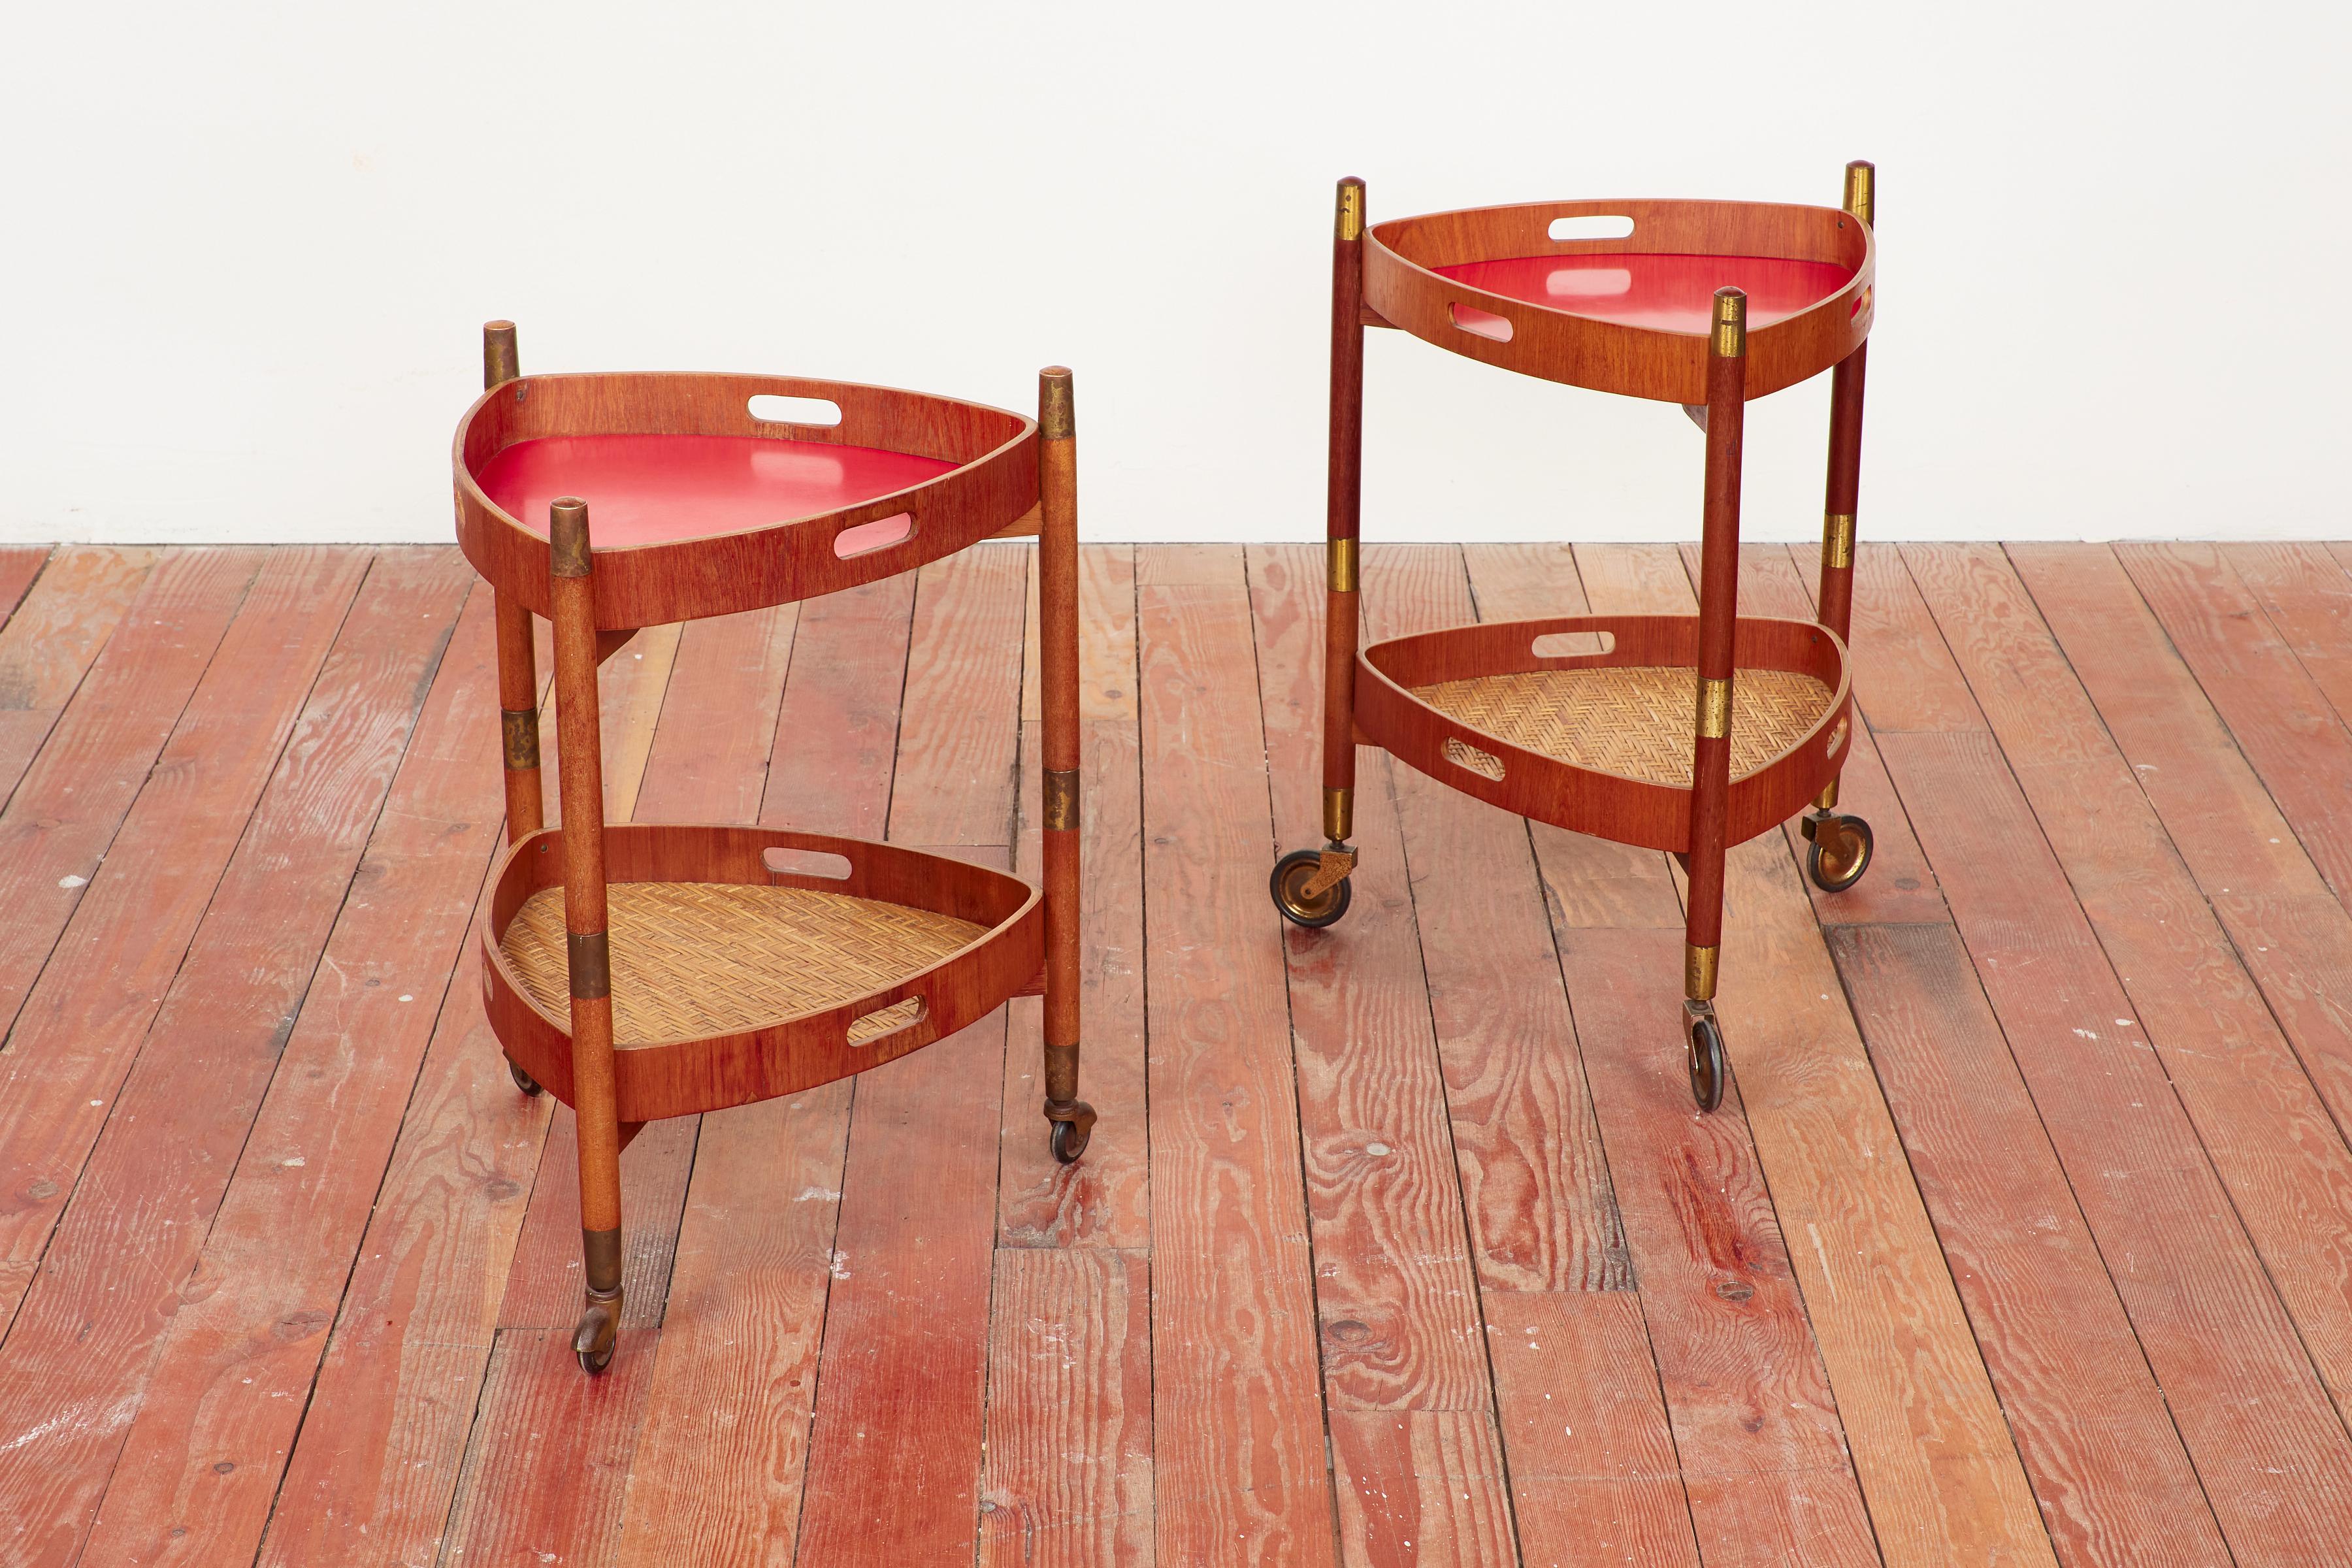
[478, 434, 953, 549]
[1435, 253, 1855, 335]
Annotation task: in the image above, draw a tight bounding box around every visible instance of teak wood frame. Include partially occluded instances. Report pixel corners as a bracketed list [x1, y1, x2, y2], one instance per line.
[1281, 166, 1878, 1110]
[460, 327, 1091, 1372]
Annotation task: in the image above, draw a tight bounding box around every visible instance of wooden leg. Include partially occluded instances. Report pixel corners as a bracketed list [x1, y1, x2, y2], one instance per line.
[1037, 367, 1095, 1164]
[1275, 176, 1367, 928]
[1684, 287, 1748, 1113]
[485, 323, 548, 1098]
[494, 591, 543, 845]
[548, 497, 625, 1372]
[1802, 161, 1877, 893]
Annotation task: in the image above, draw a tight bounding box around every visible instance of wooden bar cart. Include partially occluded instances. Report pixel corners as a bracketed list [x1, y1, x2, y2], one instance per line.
[454, 325, 1092, 1372]
[1271, 165, 1880, 1112]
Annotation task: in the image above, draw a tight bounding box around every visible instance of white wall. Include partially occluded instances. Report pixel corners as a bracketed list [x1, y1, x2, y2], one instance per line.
[4, 1, 2344, 546]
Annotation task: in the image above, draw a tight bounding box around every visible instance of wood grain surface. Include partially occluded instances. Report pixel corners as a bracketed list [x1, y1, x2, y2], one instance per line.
[5, 537, 2351, 1567]
[1137, 545, 1337, 1567]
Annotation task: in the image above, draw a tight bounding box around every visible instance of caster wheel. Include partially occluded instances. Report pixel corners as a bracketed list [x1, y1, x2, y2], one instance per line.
[572, 1296, 620, 1375]
[1047, 1100, 1097, 1166]
[1271, 848, 1352, 929]
[508, 1058, 543, 1097]
[1687, 1011, 1727, 1113]
[1804, 813, 1874, 893]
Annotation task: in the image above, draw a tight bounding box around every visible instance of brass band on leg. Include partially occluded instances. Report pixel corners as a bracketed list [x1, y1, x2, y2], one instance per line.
[566, 930, 611, 1000]
[1695, 677, 1732, 741]
[1684, 943, 1720, 1002]
[1328, 537, 1359, 594]
[1816, 779, 1842, 812]
[501, 708, 540, 770]
[1043, 1039, 1080, 1106]
[581, 1226, 624, 1296]
[1822, 512, 1855, 571]
[1043, 768, 1079, 832]
[1322, 785, 1354, 845]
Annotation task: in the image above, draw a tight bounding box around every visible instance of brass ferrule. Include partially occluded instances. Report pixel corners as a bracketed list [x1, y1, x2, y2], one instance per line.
[1822, 513, 1856, 571]
[1043, 1039, 1081, 1103]
[549, 499, 592, 578]
[1039, 368, 1075, 440]
[1322, 785, 1354, 845]
[1336, 180, 1364, 242]
[1328, 536, 1359, 594]
[1684, 943, 1720, 1002]
[1816, 778, 1842, 812]
[1043, 768, 1079, 832]
[1712, 289, 1748, 359]
[1844, 161, 1875, 228]
[500, 708, 540, 770]
[567, 929, 612, 1000]
[483, 321, 518, 389]
[1696, 676, 1733, 740]
[581, 1226, 624, 1296]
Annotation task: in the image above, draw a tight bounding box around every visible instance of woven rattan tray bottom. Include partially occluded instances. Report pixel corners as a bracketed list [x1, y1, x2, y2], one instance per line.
[1410, 665, 1833, 787]
[499, 882, 985, 1045]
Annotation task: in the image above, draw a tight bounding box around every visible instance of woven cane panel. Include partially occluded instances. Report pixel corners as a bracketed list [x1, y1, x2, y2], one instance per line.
[1411, 665, 1832, 787]
[500, 882, 987, 1045]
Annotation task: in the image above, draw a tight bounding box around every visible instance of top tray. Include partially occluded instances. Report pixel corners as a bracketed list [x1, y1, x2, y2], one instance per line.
[455, 373, 1037, 629]
[1365, 199, 1873, 403]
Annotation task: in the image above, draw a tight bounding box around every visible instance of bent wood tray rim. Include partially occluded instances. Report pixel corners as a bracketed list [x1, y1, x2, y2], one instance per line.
[479, 821, 1044, 1121]
[453, 370, 1039, 627]
[1356, 612, 1854, 852]
[1365, 196, 1875, 402]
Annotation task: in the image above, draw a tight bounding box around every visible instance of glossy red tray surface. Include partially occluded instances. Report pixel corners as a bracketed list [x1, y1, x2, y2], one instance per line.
[478, 434, 953, 547]
[1436, 253, 1855, 334]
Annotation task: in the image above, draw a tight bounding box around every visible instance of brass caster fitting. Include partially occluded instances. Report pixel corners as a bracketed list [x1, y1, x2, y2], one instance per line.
[1271, 843, 1355, 929]
[1045, 1099, 1098, 1165]
[573, 1287, 621, 1374]
[1801, 810, 1875, 893]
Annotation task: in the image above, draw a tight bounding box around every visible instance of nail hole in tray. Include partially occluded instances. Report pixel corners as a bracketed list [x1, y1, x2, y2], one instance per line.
[764, 846, 853, 880]
[1532, 630, 1615, 658]
[1548, 214, 1635, 241]
[748, 395, 842, 426]
[834, 512, 913, 559]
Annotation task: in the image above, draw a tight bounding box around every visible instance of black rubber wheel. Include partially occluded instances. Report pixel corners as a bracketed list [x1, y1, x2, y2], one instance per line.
[508, 1058, 543, 1097]
[1688, 1013, 1727, 1113]
[1051, 1119, 1090, 1165]
[577, 1341, 613, 1375]
[1805, 813, 1875, 894]
[1271, 849, 1352, 929]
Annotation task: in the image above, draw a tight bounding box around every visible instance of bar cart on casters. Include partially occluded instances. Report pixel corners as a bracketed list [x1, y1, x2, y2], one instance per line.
[454, 325, 1093, 1371]
[1271, 164, 1880, 1112]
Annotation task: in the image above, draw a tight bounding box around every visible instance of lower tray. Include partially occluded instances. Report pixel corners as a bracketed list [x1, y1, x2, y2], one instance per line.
[1356, 614, 1850, 852]
[482, 824, 1041, 1121]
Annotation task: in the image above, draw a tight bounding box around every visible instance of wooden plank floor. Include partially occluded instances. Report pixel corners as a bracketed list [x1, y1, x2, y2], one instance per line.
[3, 539, 2351, 1565]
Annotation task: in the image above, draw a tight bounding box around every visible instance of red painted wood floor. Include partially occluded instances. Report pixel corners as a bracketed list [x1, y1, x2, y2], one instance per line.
[2, 538, 2350, 1566]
